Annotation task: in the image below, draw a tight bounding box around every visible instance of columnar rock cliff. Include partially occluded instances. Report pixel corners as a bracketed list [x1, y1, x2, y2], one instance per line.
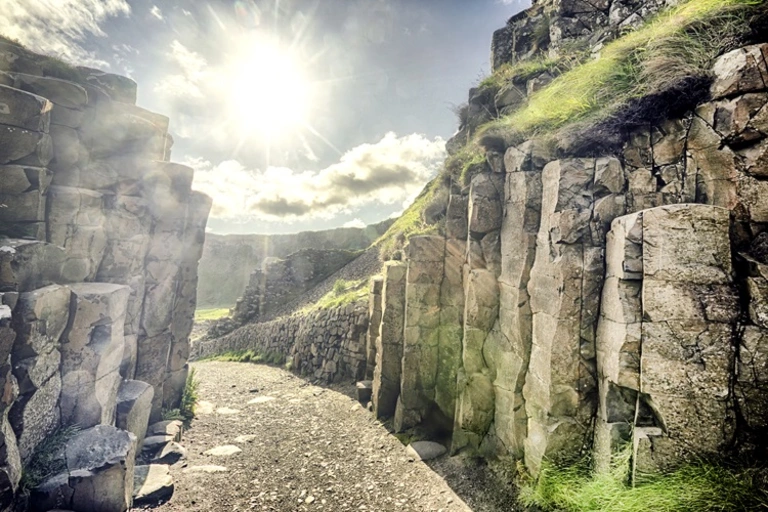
[364, 0, 768, 477]
[0, 40, 210, 510]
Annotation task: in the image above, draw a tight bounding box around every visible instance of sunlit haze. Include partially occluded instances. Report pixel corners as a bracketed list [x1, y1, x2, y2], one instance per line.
[0, 0, 530, 234]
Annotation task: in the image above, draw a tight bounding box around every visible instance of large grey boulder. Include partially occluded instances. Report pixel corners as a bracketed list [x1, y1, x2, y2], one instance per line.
[30, 425, 137, 512]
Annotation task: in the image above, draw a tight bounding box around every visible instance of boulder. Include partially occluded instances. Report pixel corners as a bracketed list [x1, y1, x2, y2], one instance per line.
[30, 425, 137, 512]
[115, 380, 154, 448]
[406, 441, 447, 461]
[711, 44, 768, 100]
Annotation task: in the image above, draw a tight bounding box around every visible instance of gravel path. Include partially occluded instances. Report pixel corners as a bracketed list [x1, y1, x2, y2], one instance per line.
[149, 361, 473, 512]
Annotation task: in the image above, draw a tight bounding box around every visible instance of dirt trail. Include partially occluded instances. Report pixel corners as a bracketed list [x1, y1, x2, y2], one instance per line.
[147, 361, 474, 512]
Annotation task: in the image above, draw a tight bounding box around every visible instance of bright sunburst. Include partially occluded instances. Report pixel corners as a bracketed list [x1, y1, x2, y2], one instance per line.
[228, 37, 312, 140]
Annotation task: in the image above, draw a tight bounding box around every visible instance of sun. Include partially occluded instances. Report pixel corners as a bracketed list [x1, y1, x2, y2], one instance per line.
[228, 38, 311, 140]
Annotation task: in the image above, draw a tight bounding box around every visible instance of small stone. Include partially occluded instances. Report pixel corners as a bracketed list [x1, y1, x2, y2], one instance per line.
[247, 396, 275, 405]
[204, 445, 242, 456]
[183, 465, 228, 474]
[405, 441, 447, 461]
[306, 496, 315, 504]
[234, 434, 258, 443]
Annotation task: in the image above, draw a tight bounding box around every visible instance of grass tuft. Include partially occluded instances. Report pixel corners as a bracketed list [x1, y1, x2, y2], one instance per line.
[21, 425, 81, 491]
[520, 444, 768, 512]
[309, 279, 368, 311]
[374, 178, 443, 258]
[195, 308, 232, 322]
[163, 368, 201, 427]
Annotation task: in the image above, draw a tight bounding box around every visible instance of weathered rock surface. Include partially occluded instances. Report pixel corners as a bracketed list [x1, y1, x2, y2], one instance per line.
[132, 464, 173, 505]
[0, 42, 209, 509]
[31, 425, 137, 512]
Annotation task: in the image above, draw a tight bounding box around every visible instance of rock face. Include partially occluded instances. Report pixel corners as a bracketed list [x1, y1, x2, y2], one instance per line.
[231, 248, 361, 325]
[0, 40, 210, 508]
[197, 221, 392, 308]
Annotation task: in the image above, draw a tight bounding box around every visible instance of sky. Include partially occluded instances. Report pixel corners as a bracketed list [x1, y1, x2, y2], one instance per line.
[1, 0, 529, 234]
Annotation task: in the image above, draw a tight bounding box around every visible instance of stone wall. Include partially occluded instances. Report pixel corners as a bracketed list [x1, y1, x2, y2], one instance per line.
[193, 301, 368, 384]
[0, 40, 210, 510]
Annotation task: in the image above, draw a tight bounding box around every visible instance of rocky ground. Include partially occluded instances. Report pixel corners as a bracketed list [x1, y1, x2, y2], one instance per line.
[138, 361, 518, 512]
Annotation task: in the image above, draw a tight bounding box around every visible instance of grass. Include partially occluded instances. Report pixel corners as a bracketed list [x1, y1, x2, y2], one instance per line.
[479, 55, 569, 91]
[483, 0, 764, 139]
[203, 349, 286, 366]
[162, 368, 200, 427]
[374, 178, 443, 258]
[520, 444, 768, 512]
[445, 144, 488, 186]
[308, 279, 368, 311]
[21, 425, 81, 491]
[195, 308, 231, 322]
[0, 33, 85, 83]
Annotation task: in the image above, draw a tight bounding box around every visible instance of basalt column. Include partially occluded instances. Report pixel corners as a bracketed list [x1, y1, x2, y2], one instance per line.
[453, 171, 503, 453]
[372, 261, 407, 419]
[524, 157, 626, 475]
[595, 204, 738, 475]
[365, 277, 384, 381]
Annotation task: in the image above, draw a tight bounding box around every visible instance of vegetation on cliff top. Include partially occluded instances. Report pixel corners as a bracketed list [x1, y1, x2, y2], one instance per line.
[484, 0, 765, 138]
[0, 33, 86, 83]
[375, 0, 765, 257]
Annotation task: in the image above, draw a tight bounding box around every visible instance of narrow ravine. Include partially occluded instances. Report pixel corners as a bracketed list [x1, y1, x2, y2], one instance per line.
[142, 361, 473, 512]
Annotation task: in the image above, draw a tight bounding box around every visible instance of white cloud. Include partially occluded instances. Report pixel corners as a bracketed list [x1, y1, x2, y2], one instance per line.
[150, 5, 163, 20]
[154, 40, 207, 99]
[343, 218, 367, 229]
[0, 0, 131, 68]
[189, 132, 445, 222]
